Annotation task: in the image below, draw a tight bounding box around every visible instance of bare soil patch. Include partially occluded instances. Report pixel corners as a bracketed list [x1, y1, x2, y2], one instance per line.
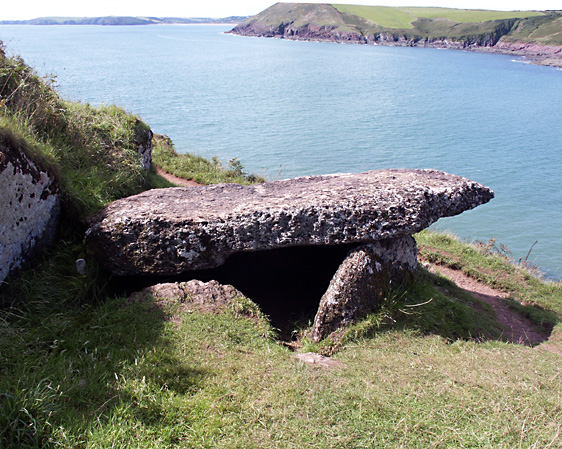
[154, 165, 201, 187]
[427, 264, 551, 347]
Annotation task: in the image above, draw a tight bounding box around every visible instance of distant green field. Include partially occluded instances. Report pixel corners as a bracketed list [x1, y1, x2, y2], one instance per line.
[332, 4, 544, 28]
[332, 4, 416, 28]
[402, 7, 544, 23]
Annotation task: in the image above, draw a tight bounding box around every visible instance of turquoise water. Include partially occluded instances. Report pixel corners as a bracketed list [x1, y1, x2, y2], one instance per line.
[1, 24, 561, 279]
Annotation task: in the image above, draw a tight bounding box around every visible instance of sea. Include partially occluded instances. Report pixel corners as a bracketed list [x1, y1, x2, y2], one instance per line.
[1, 24, 561, 279]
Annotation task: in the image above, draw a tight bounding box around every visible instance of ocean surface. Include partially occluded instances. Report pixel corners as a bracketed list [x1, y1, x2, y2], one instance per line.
[1, 24, 561, 279]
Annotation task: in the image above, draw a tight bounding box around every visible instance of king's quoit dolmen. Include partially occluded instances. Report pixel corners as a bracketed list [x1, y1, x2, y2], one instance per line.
[86, 169, 493, 341]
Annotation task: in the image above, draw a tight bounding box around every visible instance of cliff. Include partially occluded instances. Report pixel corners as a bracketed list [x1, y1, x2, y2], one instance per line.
[229, 3, 562, 67]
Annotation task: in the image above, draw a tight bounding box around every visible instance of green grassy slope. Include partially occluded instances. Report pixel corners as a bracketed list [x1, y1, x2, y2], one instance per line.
[152, 134, 265, 185]
[333, 4, 544, 29]
[394, 6, 542, 23]
[1, 231, 561, 448]
[332, 5, 417, 28]
[502, 12, 562, 44]
[233, 3, 561, 48]
[240, 2, 359, 34]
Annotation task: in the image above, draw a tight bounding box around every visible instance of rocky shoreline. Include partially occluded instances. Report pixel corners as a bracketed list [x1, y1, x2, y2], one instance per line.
[228, 26, 562, 68]
[476, 41, 562, 68]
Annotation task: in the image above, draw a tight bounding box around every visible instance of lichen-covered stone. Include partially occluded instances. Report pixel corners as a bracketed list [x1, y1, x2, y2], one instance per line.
[310, 236, 417, 342]
[0, 133, 60, 284]
[86, 169, 493, 276]
[129, 279, 257, 316]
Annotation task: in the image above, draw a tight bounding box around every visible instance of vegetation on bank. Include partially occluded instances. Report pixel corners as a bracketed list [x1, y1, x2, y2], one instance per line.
[502, 12, 562, 45]
[0, 45, 153, 218]
[152, 134, 265, 186]
[2, 45, 562, 448]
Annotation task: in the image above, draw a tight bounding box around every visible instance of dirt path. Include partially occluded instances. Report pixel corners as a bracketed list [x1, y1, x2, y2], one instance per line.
[154, 166, 201, 187]
[427, 264, 550, 347]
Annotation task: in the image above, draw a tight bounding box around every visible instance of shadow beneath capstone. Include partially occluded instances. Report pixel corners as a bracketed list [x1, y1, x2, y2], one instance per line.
[113, 244, 357, 339]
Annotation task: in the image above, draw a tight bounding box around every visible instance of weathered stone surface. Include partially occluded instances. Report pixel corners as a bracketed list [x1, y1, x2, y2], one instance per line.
[86, 169, 493, 276]
[310, 236, 417, 342]
[137, 128, 153, 171]
[129, 279, 256, 316]
[0, 131, 60, 284]
[294, 352, 346, 368]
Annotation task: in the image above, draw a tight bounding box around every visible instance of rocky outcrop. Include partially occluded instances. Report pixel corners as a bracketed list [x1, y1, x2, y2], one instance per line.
[311, 235, 417, 342]
[0, 131, 60, 284]
[232, 21, 367, 43]
[133, 121, 153, 171]
[480, 40, 562, 67]
[86, 169, 493, 276]
[137, 128, 153, 171]
[129, 279, 262, 318]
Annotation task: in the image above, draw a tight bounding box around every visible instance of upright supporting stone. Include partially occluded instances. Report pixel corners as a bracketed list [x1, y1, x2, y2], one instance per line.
[311, 235, 417, 342]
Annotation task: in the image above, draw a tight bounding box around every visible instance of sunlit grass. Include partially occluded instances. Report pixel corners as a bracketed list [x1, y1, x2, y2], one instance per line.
[333, 4, 416, 28]
[151, 134, 264, 186]
[332, 4, 543, 29]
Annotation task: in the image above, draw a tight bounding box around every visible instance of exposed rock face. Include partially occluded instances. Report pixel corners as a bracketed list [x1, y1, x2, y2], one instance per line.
[0, 132, 60, 284]
[86, 169, 493, 276]
[232, 21, 367, 43]
[137, 128, 153, 171]
[310, 236, 417, 342]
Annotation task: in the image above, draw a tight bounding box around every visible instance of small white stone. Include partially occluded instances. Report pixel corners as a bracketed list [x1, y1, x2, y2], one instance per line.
[76, 259, 87, 275]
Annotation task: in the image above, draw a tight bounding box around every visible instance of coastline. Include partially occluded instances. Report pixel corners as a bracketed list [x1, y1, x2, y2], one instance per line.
[228, 29, 562, 68]
[474, 41, 562, 68]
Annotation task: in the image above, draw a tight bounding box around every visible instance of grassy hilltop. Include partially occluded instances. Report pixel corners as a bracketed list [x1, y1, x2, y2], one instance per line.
[1, 46, 562, 448]
[231, 3, 562, 66]
[332, 4, 546, 29]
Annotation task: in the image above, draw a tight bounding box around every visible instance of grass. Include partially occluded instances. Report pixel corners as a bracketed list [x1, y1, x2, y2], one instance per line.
[400, 7, 543, 23]
[1, 233, 562, 447]
[332, 5, 543, 28]
[333, 5, 416, 29]
[151, 134, 264, 185]
[2, 233, 562, 447]
[503, 12, 562, 45]
[416, 230, 562, 320]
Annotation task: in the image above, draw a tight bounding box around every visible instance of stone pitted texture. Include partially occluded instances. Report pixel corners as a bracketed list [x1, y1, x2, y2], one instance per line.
[0, 132, 60, 284]
[129, 279, 260, 317]
[86, 169, 493, 276]
[310, 236, 417, 342]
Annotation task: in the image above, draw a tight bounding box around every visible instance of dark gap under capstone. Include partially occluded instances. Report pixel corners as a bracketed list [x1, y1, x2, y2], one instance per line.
[112, 244, 357, 338]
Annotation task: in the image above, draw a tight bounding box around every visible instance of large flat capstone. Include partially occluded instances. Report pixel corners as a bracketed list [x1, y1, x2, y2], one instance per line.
[86, 169, 493, 276]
